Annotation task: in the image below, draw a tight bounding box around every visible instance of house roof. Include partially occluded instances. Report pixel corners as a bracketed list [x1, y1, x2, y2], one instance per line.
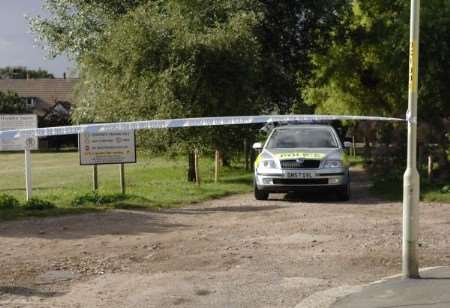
[0, 78, 78, 110]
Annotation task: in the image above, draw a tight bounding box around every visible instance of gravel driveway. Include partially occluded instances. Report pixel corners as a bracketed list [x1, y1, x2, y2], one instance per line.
[1, 169, 449, 308]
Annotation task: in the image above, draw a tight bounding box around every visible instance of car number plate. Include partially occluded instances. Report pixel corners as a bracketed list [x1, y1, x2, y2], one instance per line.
[285, 172, 312, 179]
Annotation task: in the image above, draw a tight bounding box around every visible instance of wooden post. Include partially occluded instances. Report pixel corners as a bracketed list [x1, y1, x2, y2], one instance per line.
[427, 155, 432, 182]
[244, 139, 249, 171]
[120, 163, 126, 194]
[250, 148, 256, 172]
[352, 136, 357, 157]
[214, 150, 220, 183]
[187, 151, 196, 182]
[24, 149, 32, 201]
[194, 149, 201, 185]
[92, 165, 98, 191]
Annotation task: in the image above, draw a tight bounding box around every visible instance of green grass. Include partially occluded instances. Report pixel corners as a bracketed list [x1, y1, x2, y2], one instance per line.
[371, 177, 450, 203]
[0, 151, 252, 220]
[346, 154, 365, 167]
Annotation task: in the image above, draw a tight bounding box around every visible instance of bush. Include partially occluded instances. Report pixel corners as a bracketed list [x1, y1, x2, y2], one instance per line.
[71, 192, 127, 207]
[0, 194, 20, 210]
[441, 185, 450, 194]
[363, 123, 407, 182]
[23, 198, 56, 211]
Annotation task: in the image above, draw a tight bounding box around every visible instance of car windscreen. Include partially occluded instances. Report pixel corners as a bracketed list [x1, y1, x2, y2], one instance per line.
[267, 128, 338, 149]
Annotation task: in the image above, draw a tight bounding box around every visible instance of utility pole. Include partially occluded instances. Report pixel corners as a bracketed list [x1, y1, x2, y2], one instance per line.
[403, 0, 421, 279]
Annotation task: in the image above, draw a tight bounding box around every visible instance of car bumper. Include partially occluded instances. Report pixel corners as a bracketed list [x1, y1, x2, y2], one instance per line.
[255, 168, 349, 192]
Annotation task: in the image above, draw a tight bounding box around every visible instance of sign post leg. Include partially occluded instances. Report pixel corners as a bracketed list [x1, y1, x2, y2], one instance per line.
[120, 163, 126, 194]
[24, 149, 32, 201]
[93, 165, 98, 191]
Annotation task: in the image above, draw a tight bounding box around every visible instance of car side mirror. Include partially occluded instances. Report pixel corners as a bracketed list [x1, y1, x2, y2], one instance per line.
[253, 142, 263, 150]
[343, 141, 352, 149]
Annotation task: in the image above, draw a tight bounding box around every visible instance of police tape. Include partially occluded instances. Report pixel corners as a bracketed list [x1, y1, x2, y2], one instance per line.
[0, 114, 405, 141]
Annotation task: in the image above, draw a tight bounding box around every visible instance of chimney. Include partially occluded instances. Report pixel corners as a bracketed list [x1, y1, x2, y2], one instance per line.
[63, 72, 66, 79]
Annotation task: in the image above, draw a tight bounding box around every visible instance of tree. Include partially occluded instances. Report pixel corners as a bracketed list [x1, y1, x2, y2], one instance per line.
[29, 0, 148, 60]
[304, 0, 450, 176]
[304, 0, 450, 118]
[31, 0, 350, 114]
[31, 0, 350, 155]
[257, 0, 350, 113]
[0, 91, 27, 114]
[68, 1, 263, 154]
[0, 66, 54, 79]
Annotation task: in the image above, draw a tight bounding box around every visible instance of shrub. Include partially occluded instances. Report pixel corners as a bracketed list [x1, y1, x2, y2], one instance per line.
[71, 192, 127, 207]
[0, 194, 20, 210]
[23, 198, 56, 211]
[441, 185, 450, 194]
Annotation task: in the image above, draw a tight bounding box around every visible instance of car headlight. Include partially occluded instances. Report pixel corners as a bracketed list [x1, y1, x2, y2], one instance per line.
[259, 159, 277, 169]
[323, 160, 343, 168]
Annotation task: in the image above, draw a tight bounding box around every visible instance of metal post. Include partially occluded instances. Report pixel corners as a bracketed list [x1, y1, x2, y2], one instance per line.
[403, 0, 421, 279]
[92, 165, 98, 191]
[120, 163, 126, 194]
[24, 149, 32, 201]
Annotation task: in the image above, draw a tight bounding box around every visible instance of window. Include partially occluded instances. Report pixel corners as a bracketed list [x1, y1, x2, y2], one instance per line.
[25, 97, 36, 107]
[267, 127, 338, 149]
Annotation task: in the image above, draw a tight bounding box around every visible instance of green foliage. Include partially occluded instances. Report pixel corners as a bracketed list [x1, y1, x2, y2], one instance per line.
[31, 0, 349, 155]
[0, 66, 54, 79]
[304, 0, 450, 120]
[0, 194, 20, 210]
[29, 0, 147, 59]
[23, 198, 56, 211]
[0, 91, 27, 114]
[303, 0, 450, 178]
[441, 185, 450, 194]
[70, 1, 263, 154]
[258, 0, 350, 113]
[303, 1, 406, 116]
[364, 123, 407, 181]
[71, 192, 127, 207]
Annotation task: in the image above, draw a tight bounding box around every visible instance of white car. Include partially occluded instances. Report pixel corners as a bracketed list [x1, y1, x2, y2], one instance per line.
[253, 125, 351, 201]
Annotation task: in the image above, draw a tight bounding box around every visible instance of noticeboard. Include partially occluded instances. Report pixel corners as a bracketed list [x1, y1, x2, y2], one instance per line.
[0, 114, 38, 151]
[79, 130, 136, 165]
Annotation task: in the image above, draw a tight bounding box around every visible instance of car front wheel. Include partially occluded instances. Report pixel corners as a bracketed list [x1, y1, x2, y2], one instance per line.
[254, 184, 269, 201]
[337, 184, 350, 201]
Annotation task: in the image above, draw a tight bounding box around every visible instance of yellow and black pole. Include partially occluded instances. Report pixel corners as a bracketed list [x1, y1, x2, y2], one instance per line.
[403, 0, 421, 279]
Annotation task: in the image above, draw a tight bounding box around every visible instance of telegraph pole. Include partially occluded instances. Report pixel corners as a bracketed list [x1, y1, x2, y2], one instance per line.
[403, 0, 421, 279]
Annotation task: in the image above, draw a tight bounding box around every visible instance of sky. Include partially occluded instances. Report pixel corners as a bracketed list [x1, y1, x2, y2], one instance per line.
[0, 1, 73, 78]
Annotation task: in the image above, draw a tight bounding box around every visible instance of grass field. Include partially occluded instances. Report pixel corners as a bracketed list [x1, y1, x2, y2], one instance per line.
[0, 151, 253, 220]
[371, 178, 450, 203]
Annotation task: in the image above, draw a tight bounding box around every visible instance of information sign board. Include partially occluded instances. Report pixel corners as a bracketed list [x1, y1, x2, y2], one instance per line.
[0, 114, 38, 151]
[79, 131, 136, 165]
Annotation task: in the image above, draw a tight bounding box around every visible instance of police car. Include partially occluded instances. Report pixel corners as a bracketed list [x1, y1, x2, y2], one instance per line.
[253, 124, 351, 201]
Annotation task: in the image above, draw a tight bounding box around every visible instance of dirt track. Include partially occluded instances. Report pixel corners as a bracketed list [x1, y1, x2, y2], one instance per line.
[1, 169, 450, 308]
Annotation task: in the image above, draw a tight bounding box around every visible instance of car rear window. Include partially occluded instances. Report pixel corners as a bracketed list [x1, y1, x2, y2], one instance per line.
[267, 128, 338, 149]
